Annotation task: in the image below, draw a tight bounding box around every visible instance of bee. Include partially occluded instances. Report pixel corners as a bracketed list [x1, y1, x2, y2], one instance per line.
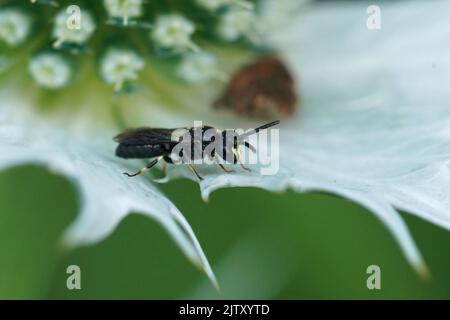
[114, 120, 280, 180]
[214, 55, 298, 118]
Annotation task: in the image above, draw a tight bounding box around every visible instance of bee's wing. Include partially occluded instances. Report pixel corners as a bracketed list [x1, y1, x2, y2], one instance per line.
[114, 128, 181, 145]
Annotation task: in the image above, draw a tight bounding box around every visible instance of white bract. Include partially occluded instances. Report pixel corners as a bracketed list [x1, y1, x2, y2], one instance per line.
[152, 15, 197, 52]
[100, 48, 145, 91]
[53, 8, 95, 47]
[103, 0, 144, 25]
[177, 52, 221, 83]
[28, 53, 72, 89]
[0, 9, 31, 46]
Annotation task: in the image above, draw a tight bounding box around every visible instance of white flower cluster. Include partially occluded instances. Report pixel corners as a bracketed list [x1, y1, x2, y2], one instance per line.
[53, 8, 96, 48]
[100, 49, 145, 91]
[28, 53, 72, 89]
[14, 2, 256, 90]
[0, 9, 31, 47]
[152, 14, 198, 52]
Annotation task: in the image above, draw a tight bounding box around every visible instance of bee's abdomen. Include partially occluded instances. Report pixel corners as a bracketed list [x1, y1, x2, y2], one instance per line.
[115, 144, 166, 159]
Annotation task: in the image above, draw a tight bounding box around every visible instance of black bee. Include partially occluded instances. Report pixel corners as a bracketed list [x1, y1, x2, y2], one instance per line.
[114, 120, 280, 180]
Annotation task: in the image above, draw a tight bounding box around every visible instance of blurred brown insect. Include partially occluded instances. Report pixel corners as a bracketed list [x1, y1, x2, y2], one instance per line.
[214, 55, 298, 118]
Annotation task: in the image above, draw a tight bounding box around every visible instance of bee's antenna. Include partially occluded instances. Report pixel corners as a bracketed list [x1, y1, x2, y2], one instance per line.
[238, 120, 280, 140]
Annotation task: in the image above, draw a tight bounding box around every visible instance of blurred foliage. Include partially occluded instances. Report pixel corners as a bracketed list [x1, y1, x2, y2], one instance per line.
[0, 165, 450, 299]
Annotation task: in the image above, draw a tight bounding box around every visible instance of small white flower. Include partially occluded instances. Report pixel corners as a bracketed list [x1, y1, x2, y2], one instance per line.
[100, 48, 145, 91]
[103, 0, 144, 25]
[29, 53, 72, 89]
[152, 14, 198, 52]
[53, 8, 95, 48]
[0, 9, 31, 46]
[217, 8, 257, 42]
[178, 52, 224, 83]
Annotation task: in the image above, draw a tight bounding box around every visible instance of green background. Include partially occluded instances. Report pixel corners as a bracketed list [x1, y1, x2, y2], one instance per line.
[1, 165, 449, 299]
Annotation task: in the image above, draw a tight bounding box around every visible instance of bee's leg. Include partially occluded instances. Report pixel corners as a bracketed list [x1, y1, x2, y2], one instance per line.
[213, 154, 234, 173]
[123, 157, 161, 177]
[188, 164, 204, 181]
[218, 163, 234, 173]
[233, 148, 251, 172]
[239, 162, 252, 172]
